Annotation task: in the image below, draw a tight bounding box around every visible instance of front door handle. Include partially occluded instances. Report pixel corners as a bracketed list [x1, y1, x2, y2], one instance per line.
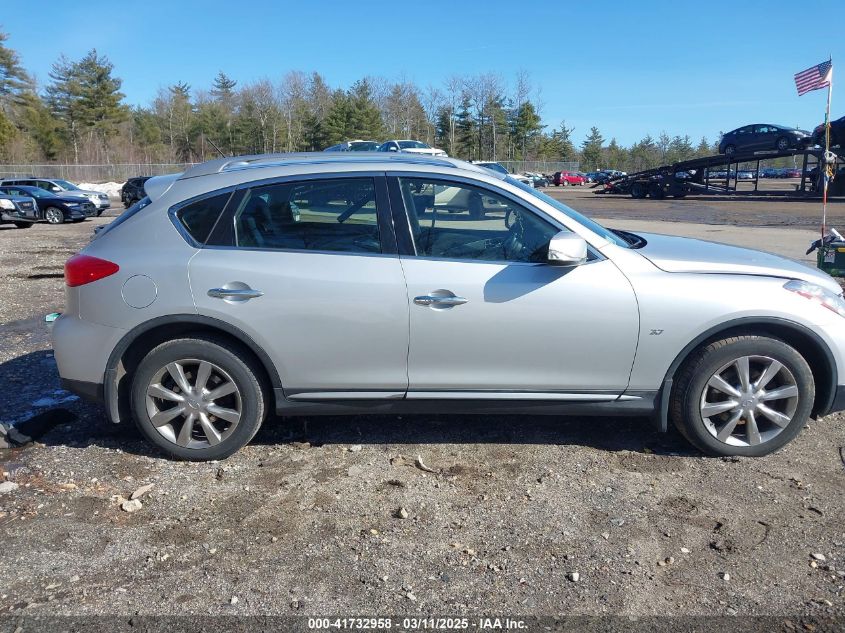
[413, 294, 468, 307]
[207, 287, 264, 301]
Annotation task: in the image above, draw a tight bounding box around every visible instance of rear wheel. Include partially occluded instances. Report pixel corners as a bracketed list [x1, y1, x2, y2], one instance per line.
[724, 144, 736, 156]
[776, 136, 790, 151]
[44, 207, 64, 224]
[670, 335, 814, 457]
[630, 182, 648, 199]
[131, 336, 267, 461]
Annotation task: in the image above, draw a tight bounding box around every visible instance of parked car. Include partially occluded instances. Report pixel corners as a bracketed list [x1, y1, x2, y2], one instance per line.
[121, 177, 151, 208]
[0, 185, 95, 223]
[782, 168, 802, 179]
[471, 162, 533, 187]
[586, 171, 611, 184]
[812, 115, 845, 149]
[525, 172, 549, 188]
[52, 152, 845, 461]
[760, 167, 781, 178]
[323, 140, 381, 152]
[0, 191, 38, 228]
[736, 170, 756, 180]
[0, 177, 110, 214]
[377, 140, 448, 157]
[718, 124, 811, 156]
[553, 171, 587, 186]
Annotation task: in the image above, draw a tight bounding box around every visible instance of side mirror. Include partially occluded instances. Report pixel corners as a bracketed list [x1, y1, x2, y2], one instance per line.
[547, 231, 588, 266]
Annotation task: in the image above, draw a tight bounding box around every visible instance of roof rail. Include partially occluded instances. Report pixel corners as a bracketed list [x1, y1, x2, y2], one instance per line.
[178, 152, 467, 180]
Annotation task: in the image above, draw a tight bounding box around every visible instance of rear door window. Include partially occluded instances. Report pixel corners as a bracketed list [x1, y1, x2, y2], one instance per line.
[231, 178, 382, 254]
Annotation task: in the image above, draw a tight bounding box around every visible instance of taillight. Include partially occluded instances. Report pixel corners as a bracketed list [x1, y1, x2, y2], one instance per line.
[65, 254, 119, 287]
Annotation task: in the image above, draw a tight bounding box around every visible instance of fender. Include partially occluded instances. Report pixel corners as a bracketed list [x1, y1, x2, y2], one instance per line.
[103, 314, 283, 424]
[651, 316, 838, 432]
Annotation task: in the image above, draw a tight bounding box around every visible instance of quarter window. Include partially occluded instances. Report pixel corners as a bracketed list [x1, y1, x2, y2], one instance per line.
[175, 191, 231, 244]
[398, 178, 559, 263]
[233, 178, 381, 254]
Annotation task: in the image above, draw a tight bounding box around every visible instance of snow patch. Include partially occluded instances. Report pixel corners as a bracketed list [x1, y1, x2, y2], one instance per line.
[77, 182, 124, 198]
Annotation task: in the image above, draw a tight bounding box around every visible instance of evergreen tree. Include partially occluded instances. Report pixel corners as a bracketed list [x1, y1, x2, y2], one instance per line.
[0, 31, 28, 110]
[348, 79, 383, 140]
[511, 101, 542, 159]
[580, 126, 604, 170]
[323, 89, 352, 145]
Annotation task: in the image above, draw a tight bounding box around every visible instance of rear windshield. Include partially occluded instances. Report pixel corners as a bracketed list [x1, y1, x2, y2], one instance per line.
[94, 196, 151, 240]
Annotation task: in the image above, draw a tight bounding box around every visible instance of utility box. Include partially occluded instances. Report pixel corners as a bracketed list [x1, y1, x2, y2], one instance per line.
[817, 241, 845, 277]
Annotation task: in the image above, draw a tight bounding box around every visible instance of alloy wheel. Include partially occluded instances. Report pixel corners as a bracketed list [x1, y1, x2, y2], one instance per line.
[144, 358, 242, 449]
[699, 355, 799, 447]
[45, 208, 63, 224]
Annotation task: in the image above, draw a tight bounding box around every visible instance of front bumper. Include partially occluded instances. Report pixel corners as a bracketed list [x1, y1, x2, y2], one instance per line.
[1, 211, 36, 223]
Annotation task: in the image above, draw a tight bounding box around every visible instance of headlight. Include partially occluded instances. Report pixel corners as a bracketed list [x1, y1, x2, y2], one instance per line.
[67, 203, 81, 209]
[784, 280, 845, 318]
[0, 199, 14, 210]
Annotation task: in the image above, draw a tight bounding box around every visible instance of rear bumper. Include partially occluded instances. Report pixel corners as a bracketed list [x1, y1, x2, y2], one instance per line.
[61, 378, 104, 403]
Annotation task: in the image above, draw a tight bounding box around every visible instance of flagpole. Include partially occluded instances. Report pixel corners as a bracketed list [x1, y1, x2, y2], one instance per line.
[822, 59, 832, 243]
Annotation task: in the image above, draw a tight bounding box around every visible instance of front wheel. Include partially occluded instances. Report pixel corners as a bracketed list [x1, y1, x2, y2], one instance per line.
[776, 136, 790, 151]
[131, 336, 267, 461]
[670, 335, 814, 457]
[44, 207, 64, 224]
[724, 144, 736, 156]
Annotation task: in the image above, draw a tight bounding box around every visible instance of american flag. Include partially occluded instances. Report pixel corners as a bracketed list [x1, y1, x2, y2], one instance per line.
[794, 60, 832, 96]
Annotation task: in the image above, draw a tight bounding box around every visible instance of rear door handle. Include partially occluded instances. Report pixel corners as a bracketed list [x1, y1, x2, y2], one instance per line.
[207, 287, 264, 301]
[413, 295, 468, 307]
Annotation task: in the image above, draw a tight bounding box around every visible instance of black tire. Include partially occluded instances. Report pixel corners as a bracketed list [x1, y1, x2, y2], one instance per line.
[131, 335, 268, 461]
[630, 182, 648, 199]
[44, 207, 64, 224]
[669, 335, 814, 457]
[776, 136, 790, 152]
[724, 144, 736, 156]
[562, 180, 569, 187]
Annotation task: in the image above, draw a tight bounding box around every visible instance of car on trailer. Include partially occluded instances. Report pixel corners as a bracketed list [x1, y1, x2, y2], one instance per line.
[718, 124, 811, 156]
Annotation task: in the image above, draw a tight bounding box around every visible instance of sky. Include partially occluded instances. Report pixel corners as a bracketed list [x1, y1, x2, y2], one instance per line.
[2, 0, 844, 147]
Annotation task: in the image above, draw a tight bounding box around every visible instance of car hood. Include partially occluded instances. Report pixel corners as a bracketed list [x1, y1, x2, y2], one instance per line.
[633, 232, 841, 293]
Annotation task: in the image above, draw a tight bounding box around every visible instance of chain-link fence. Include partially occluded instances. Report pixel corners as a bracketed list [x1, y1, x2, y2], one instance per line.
[499, 161, 579, 174]
[0, 159, 580, 184]
[0, 163, 195, 183]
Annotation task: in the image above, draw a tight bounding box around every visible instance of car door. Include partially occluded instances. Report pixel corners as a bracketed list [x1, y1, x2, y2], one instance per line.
[188, 174, 411, 399]
[389, 175, 640, 397]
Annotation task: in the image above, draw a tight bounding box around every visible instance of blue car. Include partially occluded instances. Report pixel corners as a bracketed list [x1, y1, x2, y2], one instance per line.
[0, 185, 97, 224]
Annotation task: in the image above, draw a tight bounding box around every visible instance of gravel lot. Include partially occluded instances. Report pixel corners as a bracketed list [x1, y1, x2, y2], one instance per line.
[0, 195, 843, 620]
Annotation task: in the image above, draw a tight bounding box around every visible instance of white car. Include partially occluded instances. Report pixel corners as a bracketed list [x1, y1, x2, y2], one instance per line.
[472, 162, 533, 188]
[378, 140, 448, 157]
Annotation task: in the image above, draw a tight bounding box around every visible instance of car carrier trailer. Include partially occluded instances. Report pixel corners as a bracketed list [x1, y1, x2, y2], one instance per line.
[597, 147, 843, 199]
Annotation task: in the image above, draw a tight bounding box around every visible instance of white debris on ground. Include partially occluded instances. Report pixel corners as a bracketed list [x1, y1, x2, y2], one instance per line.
[77, 182, 124, 198]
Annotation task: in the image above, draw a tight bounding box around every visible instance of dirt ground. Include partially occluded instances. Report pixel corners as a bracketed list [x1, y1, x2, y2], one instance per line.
[546, 183, 845, 228]
[0, 195, 843, 621]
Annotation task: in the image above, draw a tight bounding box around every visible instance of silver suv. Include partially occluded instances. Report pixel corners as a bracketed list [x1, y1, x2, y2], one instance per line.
[53, 153, 845, 460]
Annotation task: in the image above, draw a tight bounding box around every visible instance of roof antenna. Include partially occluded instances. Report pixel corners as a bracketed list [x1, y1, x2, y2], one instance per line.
[206, 137, 228, 158]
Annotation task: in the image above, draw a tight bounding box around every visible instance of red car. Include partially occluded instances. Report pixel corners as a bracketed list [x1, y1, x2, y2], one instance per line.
[553, 170, 586, 186]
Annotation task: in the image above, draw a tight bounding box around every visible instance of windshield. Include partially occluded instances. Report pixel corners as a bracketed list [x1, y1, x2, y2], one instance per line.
[478, 162, 509, 175]
[505, 176, 630, 248]
[398, 141, 429, 149]
[349, 141, 379, 151]
[54, 180, 79, 190]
